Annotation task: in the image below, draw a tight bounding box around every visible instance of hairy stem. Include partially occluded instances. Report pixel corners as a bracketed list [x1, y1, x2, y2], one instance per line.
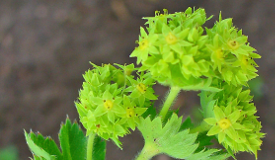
[159, 86, 181, 120]
[135, 143, 159, 160]
[87, 133, 96, 160]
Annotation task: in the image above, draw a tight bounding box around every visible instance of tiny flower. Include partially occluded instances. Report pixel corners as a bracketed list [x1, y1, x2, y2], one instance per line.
[91, 90, 124, 122]
[125, 72, 158, 106]
[120, 96, 147, 130]
[130, 27, 158, 64]
[160, 24, 192, 55]
[205, 106, 243, 144]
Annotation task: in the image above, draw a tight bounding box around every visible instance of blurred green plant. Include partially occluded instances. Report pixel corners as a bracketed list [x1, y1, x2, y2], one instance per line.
[0, 145, 18, 160]
[247, 77, 264, 101]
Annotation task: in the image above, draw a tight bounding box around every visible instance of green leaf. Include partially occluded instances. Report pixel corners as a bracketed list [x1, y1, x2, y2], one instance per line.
[186, 149, 218, 160]
[187, 149, 230, 160]
[25, 117, 87, 160]
[194, 131, 215, 152]
[59, 118, 87, 160]
[138, 114, 221, 159]
[162, 109, 179, 125]
[141, 104, 157, 120]
[199, 91, 216, 118]
[32, 154, 47, 160]
[180, 116, 193, 131]
[24, 130, 57, 160]
[92, 135, 106, 160]
[29, 131, 62, 160]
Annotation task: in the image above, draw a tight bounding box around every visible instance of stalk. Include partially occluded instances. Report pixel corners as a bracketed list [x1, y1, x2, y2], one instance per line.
[87, 133, 96, 160]
[159, 86, 181, 120]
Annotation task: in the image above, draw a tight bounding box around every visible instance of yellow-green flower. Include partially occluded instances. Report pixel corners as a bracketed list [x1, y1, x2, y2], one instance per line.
[130, 27, 158, 64]
[206, 17, 261, 86]
[75, 63, 156, 148]
[205, 106, 243, 144]
[120, 96, 147, 130]
[124, 72, 158, 106]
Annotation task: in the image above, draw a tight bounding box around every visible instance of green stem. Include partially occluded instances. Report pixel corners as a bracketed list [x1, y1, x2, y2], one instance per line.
[87, 133, 96, 160]
[159, 86, 181, 120]
[135, 143, 159, 160]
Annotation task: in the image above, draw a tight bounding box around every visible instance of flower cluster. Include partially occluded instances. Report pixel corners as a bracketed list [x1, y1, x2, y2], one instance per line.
[130, 7, 264, 158]
[74, 7, 264, 158]
[75, 63, 157, 147]
[204, 84, 264, 158]
[130, 8, 260, 91]
[206, 16, 261, 86]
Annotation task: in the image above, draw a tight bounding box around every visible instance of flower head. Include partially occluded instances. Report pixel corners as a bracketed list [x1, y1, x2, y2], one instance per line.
[205, 106, 243, 143]
[131, 8, 215, 91]
[131, 8, 260, 91]
[75, 63, 157, 148]
[204, 85, 265, 158]
[206, 17, 261, 86]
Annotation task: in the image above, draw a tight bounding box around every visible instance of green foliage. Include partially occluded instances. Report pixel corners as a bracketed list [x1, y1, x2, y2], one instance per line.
[91, 135, 106, 160]
[25, 131, 57, 160]
[59, 118, 87, 160]
[25, 117, 87, 160]
[0, 145, 18, 160]
[141, 104, 157, 120]
[247, 77, 264, 101]
[180, 116, 193, 131]
[138, 114, 227, 159]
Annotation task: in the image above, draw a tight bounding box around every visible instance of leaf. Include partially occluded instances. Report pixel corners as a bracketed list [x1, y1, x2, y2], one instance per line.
[92, 135, 106, 160]
[162, 109, 179, 125]
[194, 131, 215, 152]
[138, 114, 222, 159]
[59, 118, 87, 160]
[180, 116, 193, 131]
[199, 91, 216, 118]
[138, 114, 224, 159]
[186, 149, 229, 160]
[141, 104, 157, 120]
[206, 152, 231, 160]
[32, 155, 48, 160]
[29, 132, 62, 160]
[25, 117, 87, 160]
[24, 130, 56, 160]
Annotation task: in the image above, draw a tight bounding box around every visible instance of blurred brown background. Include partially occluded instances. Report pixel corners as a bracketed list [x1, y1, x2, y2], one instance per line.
[0, 0, 274, 159]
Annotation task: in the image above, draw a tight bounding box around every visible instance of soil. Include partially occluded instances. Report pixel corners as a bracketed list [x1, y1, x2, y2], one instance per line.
[0, 0, 274, 159]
